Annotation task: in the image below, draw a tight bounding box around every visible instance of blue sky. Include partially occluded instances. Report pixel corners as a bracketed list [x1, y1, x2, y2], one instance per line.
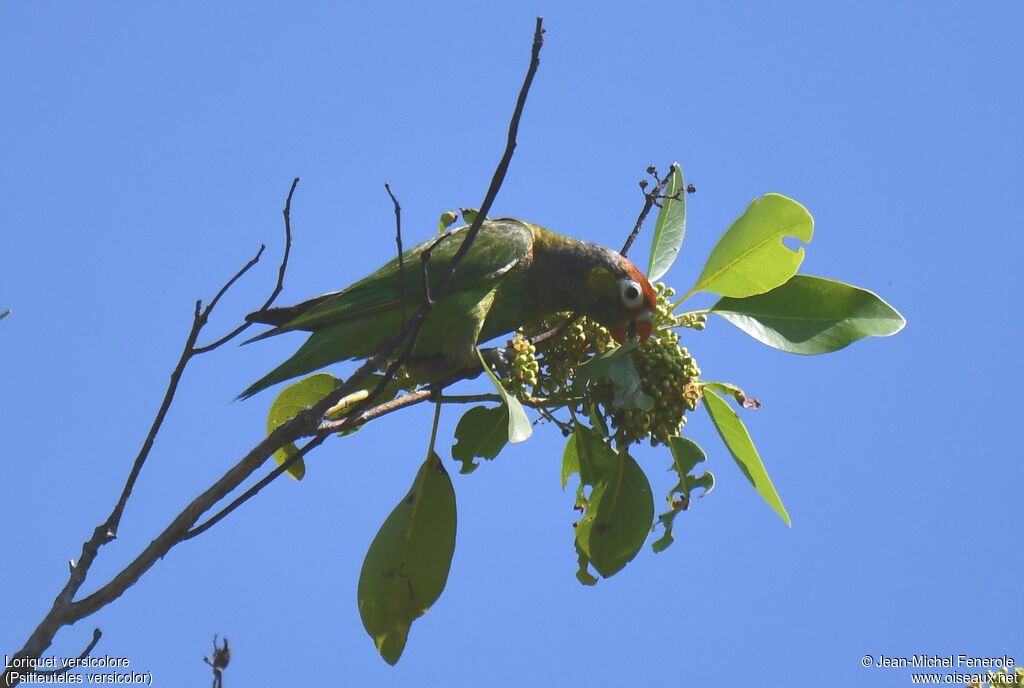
[2, 2, 1021, 686]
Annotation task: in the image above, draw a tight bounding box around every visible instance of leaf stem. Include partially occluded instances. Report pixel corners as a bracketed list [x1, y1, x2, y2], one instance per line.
[671, 288, 697, 311]
[427, 400, 443, 457]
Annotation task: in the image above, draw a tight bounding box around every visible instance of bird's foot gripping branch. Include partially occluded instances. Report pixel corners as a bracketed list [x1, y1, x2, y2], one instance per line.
[256, 164, 905, 664]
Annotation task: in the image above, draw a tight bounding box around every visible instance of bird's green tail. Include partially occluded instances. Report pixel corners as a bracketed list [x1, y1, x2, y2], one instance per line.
[238, 326, 352, 399]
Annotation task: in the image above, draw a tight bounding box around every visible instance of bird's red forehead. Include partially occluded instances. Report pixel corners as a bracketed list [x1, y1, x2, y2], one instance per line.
[623, 261, 657, 312]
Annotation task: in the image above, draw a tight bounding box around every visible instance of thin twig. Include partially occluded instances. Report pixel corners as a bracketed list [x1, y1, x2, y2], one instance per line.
[535, 406, 573, 435]
[619, 163, 680, 257]
[419, 233, 452, 306]
[529, 313, 579, 347]
[3, 180, 300, 685]
[298, 15, 546, 429]
[201, 245, 266, 319]
[33, 629, 102, 677]
[194, 177, 298, 353]
[385, 182, 406, 326]
[438, 393, 504, 404]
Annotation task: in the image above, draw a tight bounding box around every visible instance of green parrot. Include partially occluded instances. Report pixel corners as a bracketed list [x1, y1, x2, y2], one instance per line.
[240, 218, 657, 399]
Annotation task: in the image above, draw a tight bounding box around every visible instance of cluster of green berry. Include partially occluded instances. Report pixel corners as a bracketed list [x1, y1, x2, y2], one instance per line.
[503, 284, 704, 445]
[603, 283, 703, 445]
[504, 332, 540, 397]
[526, 314, 616, 396]
[613, 334, 701, 446]
[652, 283, 706, 331]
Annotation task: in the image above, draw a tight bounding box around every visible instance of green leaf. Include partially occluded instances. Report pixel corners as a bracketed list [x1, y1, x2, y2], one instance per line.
[689, 193, 813, 298]
[572, 339, 640, 391]
[460, 208, 479, 226]
[575, 446, 655, 578]
[588, 399, 609, 438]
[711, 275, 906, 355]
[607, 355, 654, 411]
[703, 389, 790, 526]
[266, 373, 340, 480]
[562, 426, 616, 509]
[451, 405, 508, 474]
[357, 452, 457, 665]
[437, 210, 458, 233]
[477, 350, 532, 444]
[569, 425, 618, 491]
[574, 540, 598, 586]
[652, 437, 714, 553]
[561, 431, 579, 491]
[647, 164, 686, 282]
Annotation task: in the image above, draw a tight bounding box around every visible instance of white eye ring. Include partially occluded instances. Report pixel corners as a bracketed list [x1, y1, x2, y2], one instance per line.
[619, 279, 644, 308]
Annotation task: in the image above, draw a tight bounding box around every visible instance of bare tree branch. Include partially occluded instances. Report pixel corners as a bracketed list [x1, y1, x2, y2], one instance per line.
[32, 628, 102, 678]
[1, 21, 546, 685]
[183, 434, 327, 541]
[173, 14, 549, 571]
[3, 180, 299, 684]
[193, 176, 298, 353]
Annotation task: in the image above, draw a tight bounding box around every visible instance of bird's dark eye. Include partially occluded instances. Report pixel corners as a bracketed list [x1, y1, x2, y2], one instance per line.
[619, 279, 644, 308]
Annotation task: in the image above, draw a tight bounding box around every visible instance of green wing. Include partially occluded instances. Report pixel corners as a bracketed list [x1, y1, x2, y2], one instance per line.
[239, 219, 534, 398]
[248, 219, 534, 337]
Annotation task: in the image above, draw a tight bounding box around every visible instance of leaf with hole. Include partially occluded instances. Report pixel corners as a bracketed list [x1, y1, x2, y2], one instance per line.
[689, 193, 813, 298]
[451, 405, 508, 474]
[647, 163, 686, 282]
[652, 436, 714, 553]
[703, 389, 790, 526]
[574, 540, 598, 586]
[711, 275, 905, 354]
[575, 443, 654, 578]
[357, 452, 456, 665]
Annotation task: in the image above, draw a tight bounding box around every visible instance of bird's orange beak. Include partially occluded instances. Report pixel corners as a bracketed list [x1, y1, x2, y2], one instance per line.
[610, 312, 653, 344]
[635, 312, 653, 342]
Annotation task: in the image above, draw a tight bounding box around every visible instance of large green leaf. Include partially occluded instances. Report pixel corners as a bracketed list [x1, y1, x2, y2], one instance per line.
[575, 445, 654, 578]
[652, 436, 714, 553]
[702, 389, 790, 526]
[266, 373, 340, 480]
[572, 339, 640, 391]
[565, 426, 617, 493]
[477, 350, 532, 444]
[647, 164, 686, 282]
[451, 405, 508, 474]
[689, 193, 813, 298]
[711, 275, 906, 354]
[357, 452, 457, 665]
